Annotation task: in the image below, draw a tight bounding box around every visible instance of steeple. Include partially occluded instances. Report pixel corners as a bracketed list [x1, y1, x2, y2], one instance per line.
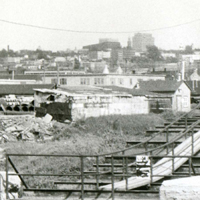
[103, 64, 109, 74]
[127, 37, 132, 49]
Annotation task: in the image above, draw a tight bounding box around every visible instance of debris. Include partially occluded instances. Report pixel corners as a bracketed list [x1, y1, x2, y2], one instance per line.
[64, 119, 71, 124]
[0, 115, 55, 142]
[42, 114, 53, 123]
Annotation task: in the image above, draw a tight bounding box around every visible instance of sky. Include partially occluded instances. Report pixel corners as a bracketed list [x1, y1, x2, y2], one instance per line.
[0, 0, 200, 51]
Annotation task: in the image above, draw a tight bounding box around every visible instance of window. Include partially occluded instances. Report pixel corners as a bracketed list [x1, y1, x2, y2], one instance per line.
[94, 78, 104, 85]
[80, 78, 90, 85]
[94, 78, 97, 85]
[51, 78, 57, 84]
[110, 78, 115, 85]
[60, 78, 67, 85]
[118, 78, 124, 85]
[130, 78, 132, 85]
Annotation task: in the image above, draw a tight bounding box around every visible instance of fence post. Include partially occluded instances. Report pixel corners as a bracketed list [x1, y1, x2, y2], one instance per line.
[125, 157, 128, 190]
[5, 154, 8, 200]
[189, 157, 192, 177]
[192, 128, 194, 155]
[96, 156, 99, 190]
[172, 143, 174, 173]
[111, 156, 115, 200]
[166, 128, 169, 154]
[122, 151, 125, 180]
[80, 156, 84, 200]
[144, 142, 148, 155]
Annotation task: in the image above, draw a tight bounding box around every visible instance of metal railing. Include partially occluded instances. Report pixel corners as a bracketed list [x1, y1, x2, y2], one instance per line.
[5, 103, 200, 199]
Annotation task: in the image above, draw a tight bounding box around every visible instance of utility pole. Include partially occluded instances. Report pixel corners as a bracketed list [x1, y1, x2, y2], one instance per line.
[42, 60, 45, 84]
[57, 62, 59, 85]
[182, 61, 185, 80]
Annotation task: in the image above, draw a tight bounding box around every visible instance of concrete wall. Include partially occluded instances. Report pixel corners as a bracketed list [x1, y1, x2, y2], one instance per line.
[71, 95, 149, 120]
[172, 82, 191, 112]
[34, 91, 149, 121]
[160, 176, 200, 200]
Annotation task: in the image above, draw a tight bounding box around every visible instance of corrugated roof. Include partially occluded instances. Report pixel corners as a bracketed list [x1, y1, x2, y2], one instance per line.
[0, 74, 42, 81]
[102, 86, 152, 96]
[138, 80, 182, 92]
[186, 80, 200, 95]
[58, 85, 114, 95]
[0, 84, 55, 95]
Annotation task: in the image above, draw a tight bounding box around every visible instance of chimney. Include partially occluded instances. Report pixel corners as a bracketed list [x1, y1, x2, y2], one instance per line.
[182, 61, 185, 80]
[177, 72, 181, 82]
[12, 70, 14, 80]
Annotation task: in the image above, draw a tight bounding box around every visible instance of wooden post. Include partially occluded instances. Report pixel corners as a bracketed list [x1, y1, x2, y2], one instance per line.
[189, 157, 192, 177]
[166, 128, 169, 154]
[6, 155, 9, 200]
[172, 143, 174, 173]
[144, 142, 148, 155]
[125, 157, 128, 190]
[96, 156, 99, 190]
[111, 156, 115, 200]
[80, 156, 84, 200]
[192, 128, 194, 155]
[122, 151, 125, 180]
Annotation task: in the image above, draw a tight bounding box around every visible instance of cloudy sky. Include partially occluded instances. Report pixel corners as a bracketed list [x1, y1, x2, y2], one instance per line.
[0, 0, 200, 51]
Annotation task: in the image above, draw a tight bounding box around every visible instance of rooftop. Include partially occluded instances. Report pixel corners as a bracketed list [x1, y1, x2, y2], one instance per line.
[0, 84, 55, 95]
[138, 80, 183, 92]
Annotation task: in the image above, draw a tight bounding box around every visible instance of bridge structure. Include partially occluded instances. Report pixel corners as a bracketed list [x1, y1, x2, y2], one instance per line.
[4, 104, 200, 199]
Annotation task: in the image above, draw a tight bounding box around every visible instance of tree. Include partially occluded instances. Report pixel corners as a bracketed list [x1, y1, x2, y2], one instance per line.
[36, 49, 47, 60]
[146, 45, 162, 62]
[0, 49, 8, 57]
[184, 45, 193, 54]
[74, 58, 80, 69]
[130, 56, 152, 68]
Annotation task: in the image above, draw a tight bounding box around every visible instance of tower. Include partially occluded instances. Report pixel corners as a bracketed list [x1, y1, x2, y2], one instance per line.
[127, 37, 132, 49]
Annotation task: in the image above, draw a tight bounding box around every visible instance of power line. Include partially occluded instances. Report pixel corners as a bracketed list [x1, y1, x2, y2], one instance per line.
[0, 18, 200, 34]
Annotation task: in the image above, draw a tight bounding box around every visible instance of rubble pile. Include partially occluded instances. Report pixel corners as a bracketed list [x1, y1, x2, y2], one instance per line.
[0, 114, 55, 143]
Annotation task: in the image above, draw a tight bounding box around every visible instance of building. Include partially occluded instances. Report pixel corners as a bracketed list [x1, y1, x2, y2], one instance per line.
[34, 86, 149, 121]
[39, 73, 165, 88]
[34, 80, 191, 122]
[99, 38, 118, 43]
[135, 80, 191, 112]
[123, 49, 135, 60]
[88, 50, 111, 60]
[0, 84, 55, 112]
[181, 54, 200, 64]
[189, 69, 200, 81]
[83, 41, 121, 51]
[0, 74, 43, 84]
[111, 49, 123, 64]
[132, 33, 154, 52]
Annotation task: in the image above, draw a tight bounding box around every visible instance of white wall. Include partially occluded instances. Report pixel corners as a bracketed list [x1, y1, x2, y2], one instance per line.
[71, 95, 149, 120]
[172, 82, 191, 112]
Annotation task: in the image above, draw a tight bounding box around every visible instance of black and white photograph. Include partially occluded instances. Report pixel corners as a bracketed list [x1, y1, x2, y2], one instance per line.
[0, 0, 200, 199]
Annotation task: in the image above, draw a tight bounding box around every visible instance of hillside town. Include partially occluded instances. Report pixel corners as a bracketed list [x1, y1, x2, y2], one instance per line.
[0, 34, 199, 120]
[2, 1, 200, 199]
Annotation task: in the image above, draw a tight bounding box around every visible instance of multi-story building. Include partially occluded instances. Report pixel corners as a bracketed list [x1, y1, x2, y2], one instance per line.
[88, 51, 111, 60]
[83, 41, 121, 52]
[99, 38, 118, 43]
[132, 33, 154, 52]
[123, 49, 135, 60]
[35, 73, 165, 88]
